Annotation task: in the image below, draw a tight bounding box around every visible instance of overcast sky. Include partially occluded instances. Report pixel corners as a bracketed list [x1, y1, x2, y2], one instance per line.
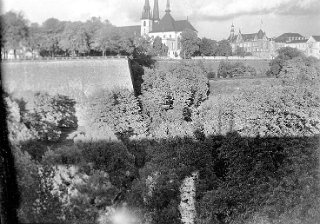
[2, 0, 320, 40]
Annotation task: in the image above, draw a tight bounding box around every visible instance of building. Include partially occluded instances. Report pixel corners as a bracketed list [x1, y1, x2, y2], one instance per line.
[284, 39, 308, 54]
[117, 0, 197, 58]
[227, 24, 275, 58]
[274, 33, 305, 43]
[273, 33, 307, 54]
[306, 36, 320, 59]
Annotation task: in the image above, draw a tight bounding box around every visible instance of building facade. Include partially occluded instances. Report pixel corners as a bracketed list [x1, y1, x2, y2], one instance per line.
[284, 39, 308, 54]
[306, 36, 320, 59]
[227, 24, 275, 58]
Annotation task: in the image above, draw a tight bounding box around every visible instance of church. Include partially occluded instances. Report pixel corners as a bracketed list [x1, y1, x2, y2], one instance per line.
[118, 0, 197, 58]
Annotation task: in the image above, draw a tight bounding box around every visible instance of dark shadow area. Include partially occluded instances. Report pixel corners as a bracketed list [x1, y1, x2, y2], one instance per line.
[0, 87, 20, 224]
[11, 130, 319, 224]
[129, 54, 156, 96]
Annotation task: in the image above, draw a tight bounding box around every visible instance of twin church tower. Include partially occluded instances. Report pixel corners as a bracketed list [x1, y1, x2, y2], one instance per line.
[138, 0, 196, 57]
[141, 0, 169, 35]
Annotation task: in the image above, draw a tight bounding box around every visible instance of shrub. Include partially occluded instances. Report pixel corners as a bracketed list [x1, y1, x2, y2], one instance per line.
[85, 88, 147, 140]
[76, 141, 135, 188]
[24, 92, 77, 142]
[217, 60, 257, 78]
[267, 47, 305, 77]
[42, 145, 83, 165]
[140, 61, 209, 136]
[207, 71, 216, 79]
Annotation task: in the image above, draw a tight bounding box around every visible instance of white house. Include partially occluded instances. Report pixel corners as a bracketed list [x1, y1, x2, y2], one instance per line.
[306, 36, 320, 59]
[285, 39, 308, 54]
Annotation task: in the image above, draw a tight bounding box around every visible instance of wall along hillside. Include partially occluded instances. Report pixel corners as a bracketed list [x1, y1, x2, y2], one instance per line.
[2, 58, 134, 129]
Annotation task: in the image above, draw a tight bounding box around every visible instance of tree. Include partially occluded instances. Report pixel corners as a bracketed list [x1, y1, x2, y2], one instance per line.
[24, 93, 77, 142]
[267, 47, 305, 77]
[92, 24, 114, 55]
[235, 46, 246, 57]
[152, 36, 168, 57]
[59, 22, 90, 56]
[85, 89, 147, 140]
[180, 29, 200, 59]
[216, 39, 232, 56]
[41, 18, 65, 57]
[26, 23, 43, 57]
[1, 11, 29, 59]
[199, 38, 217, 56]
[141, 62, 209, 136]
[83, 17, 104, 52]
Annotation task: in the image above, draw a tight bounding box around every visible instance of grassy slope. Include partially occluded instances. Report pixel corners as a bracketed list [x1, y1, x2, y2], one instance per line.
[208, 77, 277, 97]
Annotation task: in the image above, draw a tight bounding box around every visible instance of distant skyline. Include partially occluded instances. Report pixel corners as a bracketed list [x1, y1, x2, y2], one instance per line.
[2, 0, 320, 40]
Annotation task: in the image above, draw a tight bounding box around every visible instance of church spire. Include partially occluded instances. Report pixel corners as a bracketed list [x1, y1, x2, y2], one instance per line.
[230, 22, 235, 39]
[141, 0, 151, 19]
[153, 0, 160, 22]
[165, 0, 171, 13]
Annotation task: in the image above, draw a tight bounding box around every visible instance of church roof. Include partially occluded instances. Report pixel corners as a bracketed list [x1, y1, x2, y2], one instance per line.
[150, 13, 196, 33]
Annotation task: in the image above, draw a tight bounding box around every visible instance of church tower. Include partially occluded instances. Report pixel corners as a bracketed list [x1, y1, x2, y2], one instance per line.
[141, 0, 153, 36]
[153, 0, 160, 23]
[230, 22, 235, 39]
[165, 0, 171, 13]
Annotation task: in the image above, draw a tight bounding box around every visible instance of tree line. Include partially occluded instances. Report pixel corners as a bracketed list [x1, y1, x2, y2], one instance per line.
[1, 11, 235, 59]
[0, 11, 169, 59]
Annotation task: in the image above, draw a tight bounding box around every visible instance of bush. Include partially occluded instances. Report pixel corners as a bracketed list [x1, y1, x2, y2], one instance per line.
[24, 92, 77, 142]
[85, 88, 147, 140]
[76, 141, 135, 188]
[207, 71, 216, 79]
[140, 61, 209, 136]
[217, 60, 257, 78]
[42, 145, 83, 165]
[267, 47, 305, 77]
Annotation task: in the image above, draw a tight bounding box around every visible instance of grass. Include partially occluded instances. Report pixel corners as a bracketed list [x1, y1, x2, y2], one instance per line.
[157, 59, 271, 76]
[208, 77, 277, 97]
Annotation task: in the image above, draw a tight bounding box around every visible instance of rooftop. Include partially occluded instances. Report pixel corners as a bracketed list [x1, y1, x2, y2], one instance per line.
[311, 36, 320, 42]
[150, 12, 196, 33]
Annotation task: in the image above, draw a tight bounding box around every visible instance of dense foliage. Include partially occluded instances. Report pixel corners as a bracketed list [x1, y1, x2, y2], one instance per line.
[180, 29, 200, 59]
[85, 89, 147, 140]
[267, 47, 305, 77]
[4, 53, 320, 224]
[217, 60, 257, 78]
[140, 61, 209, 137]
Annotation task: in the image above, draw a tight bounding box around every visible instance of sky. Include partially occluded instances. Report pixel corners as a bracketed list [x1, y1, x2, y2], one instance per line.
[2, 0, 320, 40]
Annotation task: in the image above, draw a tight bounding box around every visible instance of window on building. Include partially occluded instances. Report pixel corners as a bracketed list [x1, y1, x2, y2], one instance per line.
[170, 35, 172, 38]
[172, 42, 174, 49]
[143, 21, 146, 26]
[164, 35, 166, 38]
